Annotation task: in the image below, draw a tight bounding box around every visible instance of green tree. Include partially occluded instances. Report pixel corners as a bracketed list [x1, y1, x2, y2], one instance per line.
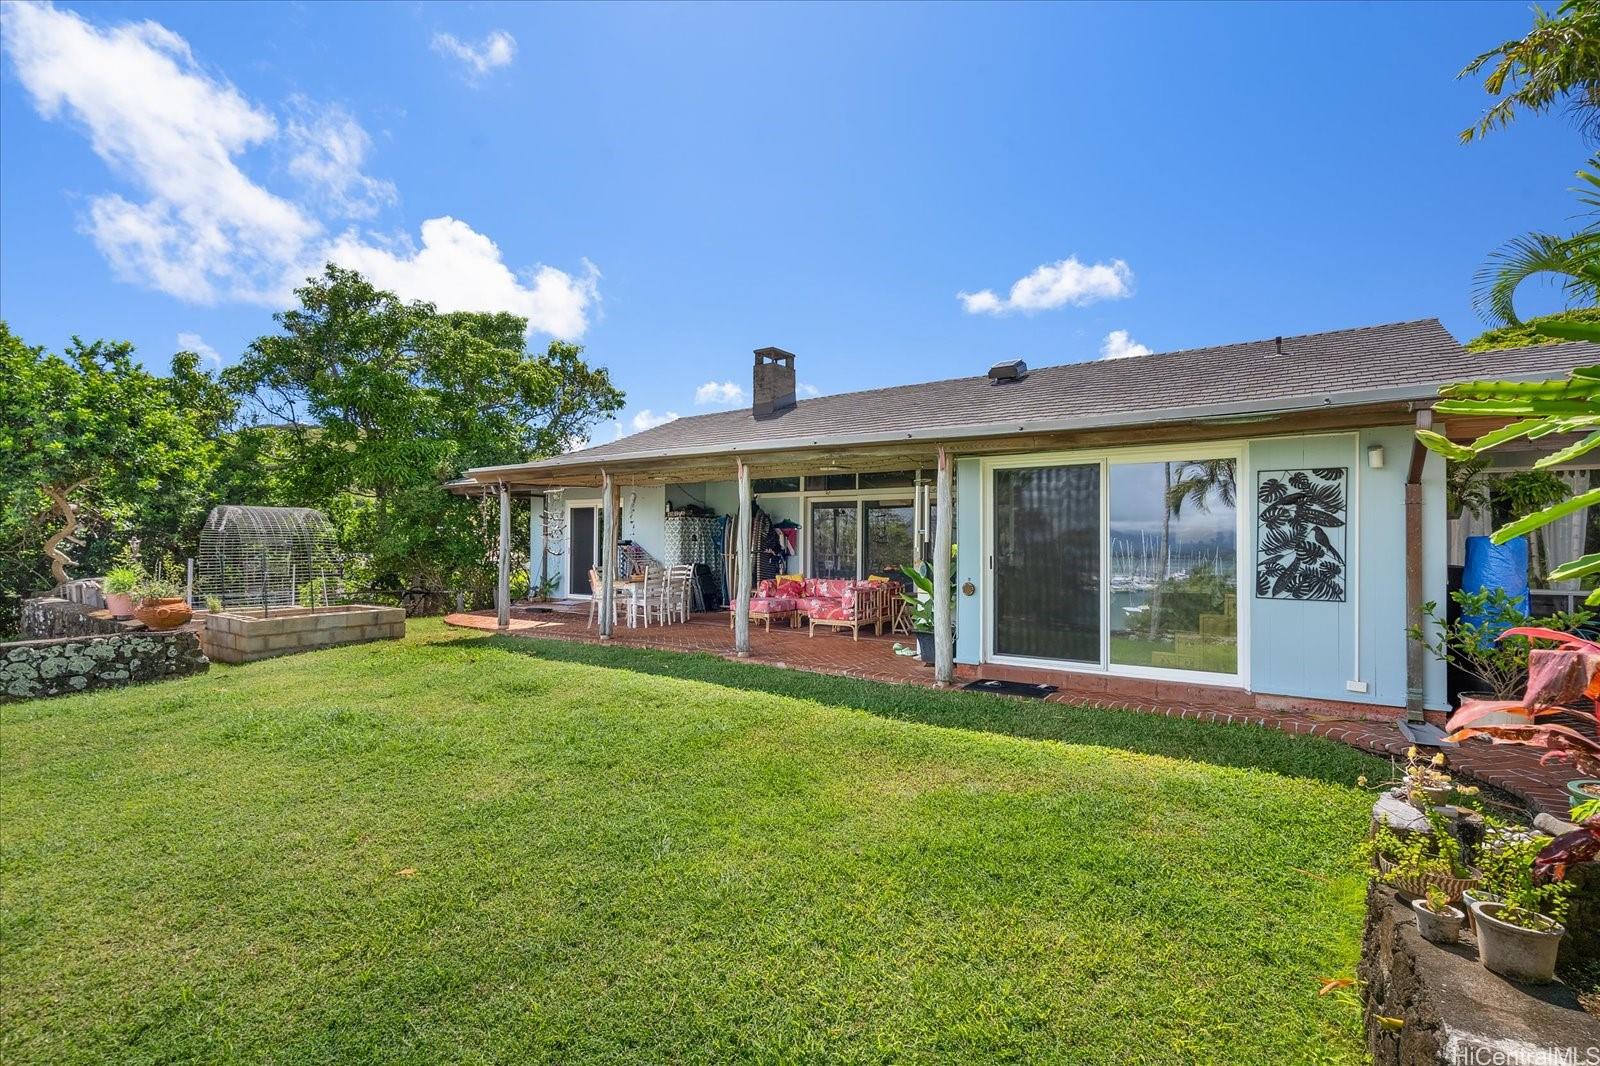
[1465, 307, 1600, 350]
[225, 265, 623, 600]
[0, 323, 223, 631]
[1460, 0, 1600, 143]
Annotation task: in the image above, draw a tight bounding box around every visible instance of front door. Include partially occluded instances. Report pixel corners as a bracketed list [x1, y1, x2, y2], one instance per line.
[569, 505, 600, 596]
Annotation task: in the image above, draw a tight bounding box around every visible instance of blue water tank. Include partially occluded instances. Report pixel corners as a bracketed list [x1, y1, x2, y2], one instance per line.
[1461, 535, 1530, 629]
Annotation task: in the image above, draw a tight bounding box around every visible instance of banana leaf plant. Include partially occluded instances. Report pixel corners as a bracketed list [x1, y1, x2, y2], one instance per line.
[1447, 629, 1600, 880]
[899, 544, 956, 635]
[1417, 360, 1600, 603]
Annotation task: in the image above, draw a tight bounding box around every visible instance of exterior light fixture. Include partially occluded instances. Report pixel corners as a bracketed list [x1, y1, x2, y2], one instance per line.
[1367, 444, 1386, 469]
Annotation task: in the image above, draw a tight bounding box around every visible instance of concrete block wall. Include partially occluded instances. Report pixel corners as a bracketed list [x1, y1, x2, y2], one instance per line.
[200, 605, 405, 664]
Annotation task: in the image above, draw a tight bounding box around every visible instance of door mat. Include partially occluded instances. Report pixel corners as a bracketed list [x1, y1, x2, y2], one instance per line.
[961, 679, 1058, 699]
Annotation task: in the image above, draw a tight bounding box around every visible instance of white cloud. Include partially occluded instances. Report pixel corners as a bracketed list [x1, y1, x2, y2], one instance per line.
[283, 97, 397, 219]
[956, 289, 1004, 315]
[2, 3, 593, 337]
[2, 1, 315, 304]
[431, 30, 516, 80]
[959, 256, 1134, 316]
[630, 409, 679, 433]
[695, 380, 747, 405]
[176, 331, 222, 367]
[324, 220, 598, 339]
[797, 382, 819, 398]
[1099, 329, 1152, 360]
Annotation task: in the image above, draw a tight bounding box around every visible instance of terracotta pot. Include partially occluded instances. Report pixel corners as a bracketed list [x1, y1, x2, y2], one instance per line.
[134, 597, 193, 631]
[104, 592, 135, 620]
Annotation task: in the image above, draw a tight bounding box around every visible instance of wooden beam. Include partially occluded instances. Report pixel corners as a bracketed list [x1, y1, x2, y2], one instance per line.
[733, 459, 753, 656]
[933, 446, 954, 686]
[599, 469, 616, 639]
[496, 482, 511, 630]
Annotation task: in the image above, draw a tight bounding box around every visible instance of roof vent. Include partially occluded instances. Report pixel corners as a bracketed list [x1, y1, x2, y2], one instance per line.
[1274, 336, 1284, 355]
[988, 358, 1028, 382]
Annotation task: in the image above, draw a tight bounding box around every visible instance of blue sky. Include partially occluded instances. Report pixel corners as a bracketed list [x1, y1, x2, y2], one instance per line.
[0, 1, 1584, 440]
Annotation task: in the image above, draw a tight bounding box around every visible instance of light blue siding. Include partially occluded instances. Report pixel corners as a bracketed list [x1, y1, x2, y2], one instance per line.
[1247, 430, 1446, 710]
[556, 484, 668, 592]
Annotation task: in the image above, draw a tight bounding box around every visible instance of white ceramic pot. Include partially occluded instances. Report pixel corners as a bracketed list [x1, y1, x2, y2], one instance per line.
[1471, 901, 1565, 983]
[1411, 899, 1464, 944]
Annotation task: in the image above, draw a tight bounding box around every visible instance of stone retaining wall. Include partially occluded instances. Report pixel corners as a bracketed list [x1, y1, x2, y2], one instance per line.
[1360, 884, 1598, 1064]
[0, 630, 208, 703]
[200, 605, 404, 664]
[20, 597, 142, 640]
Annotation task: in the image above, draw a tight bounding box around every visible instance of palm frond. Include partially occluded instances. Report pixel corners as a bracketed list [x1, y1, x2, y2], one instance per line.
[1473, 229, 1600, 326]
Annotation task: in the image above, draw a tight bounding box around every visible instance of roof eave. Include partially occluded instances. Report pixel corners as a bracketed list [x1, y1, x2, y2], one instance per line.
[464, 378, 1480, 482]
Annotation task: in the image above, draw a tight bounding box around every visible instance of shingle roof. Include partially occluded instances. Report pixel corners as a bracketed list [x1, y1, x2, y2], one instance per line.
[491, 320, 1596, 473]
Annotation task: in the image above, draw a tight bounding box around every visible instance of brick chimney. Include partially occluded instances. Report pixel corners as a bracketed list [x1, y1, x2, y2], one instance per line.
[752, 347, 796, 418]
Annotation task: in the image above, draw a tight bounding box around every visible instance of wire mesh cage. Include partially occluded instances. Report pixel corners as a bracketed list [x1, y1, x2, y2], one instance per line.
[198, 506, 343, 610]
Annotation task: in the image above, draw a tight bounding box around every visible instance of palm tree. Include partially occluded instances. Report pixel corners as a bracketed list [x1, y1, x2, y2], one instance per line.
[1148, 459, 1236, 639]
[1475, 160, 1600, 327]
[1459, 0, 1600, 144]
[1166, 459, 1237, 517]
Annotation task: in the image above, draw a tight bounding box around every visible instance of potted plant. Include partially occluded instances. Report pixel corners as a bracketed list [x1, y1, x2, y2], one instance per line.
[1359, 811, 1478, 903]
[1409, 589, 1591, 709]
[1402, 748, 1456, 807]
[1568, 779, 1600, 808]
[899, 546, 956, 665]
[132, 573, 192, 631]
[1412, 884, 1465, 944]
[102, 565, 141, 620]
[1469, 832, 1571, 982]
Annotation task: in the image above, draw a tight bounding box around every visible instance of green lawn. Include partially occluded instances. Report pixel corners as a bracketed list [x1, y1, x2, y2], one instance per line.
[1, 620, 1385, 1063]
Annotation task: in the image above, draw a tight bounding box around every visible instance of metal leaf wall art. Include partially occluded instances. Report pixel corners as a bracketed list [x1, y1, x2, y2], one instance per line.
[1255, 468, 1347, 602]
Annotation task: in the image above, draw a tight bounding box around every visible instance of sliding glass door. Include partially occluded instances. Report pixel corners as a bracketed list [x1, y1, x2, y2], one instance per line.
[1109, 460, 1238, 674]
[991, 464, 1102, 663]
[988, 451, 1241, 679]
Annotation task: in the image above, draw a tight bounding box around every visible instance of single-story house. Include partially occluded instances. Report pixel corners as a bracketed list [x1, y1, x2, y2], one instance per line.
[451, 319, 1595, 720]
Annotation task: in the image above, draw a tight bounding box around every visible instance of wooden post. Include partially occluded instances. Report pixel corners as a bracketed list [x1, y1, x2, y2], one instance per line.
[933, 446, 954, 686]
[733, 458, 753, 656]
[1404, 409, 1433, 720]
[600, 471, 617, 638]
[497, 482, 511, 630]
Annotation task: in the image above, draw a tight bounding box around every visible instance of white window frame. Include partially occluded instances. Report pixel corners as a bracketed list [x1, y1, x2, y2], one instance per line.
[980, 441, 1251, 689]
[801, 492, 917, 581]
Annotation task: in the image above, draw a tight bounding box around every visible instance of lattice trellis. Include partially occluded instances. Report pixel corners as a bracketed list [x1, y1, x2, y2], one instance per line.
[198, 505, 342, 609]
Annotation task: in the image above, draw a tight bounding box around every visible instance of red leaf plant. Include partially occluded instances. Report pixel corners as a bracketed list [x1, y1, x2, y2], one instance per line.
[1446, 629, 1600, 883]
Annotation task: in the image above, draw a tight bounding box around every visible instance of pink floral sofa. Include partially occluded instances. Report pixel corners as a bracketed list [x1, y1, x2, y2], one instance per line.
[750, 577, 890, 639]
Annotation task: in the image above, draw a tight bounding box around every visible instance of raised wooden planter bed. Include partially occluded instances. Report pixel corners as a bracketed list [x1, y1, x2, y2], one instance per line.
[200, 605, 405, 664]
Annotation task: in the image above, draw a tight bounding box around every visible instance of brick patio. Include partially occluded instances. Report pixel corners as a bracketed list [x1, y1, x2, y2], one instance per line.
[444, 606, 1578, 816]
